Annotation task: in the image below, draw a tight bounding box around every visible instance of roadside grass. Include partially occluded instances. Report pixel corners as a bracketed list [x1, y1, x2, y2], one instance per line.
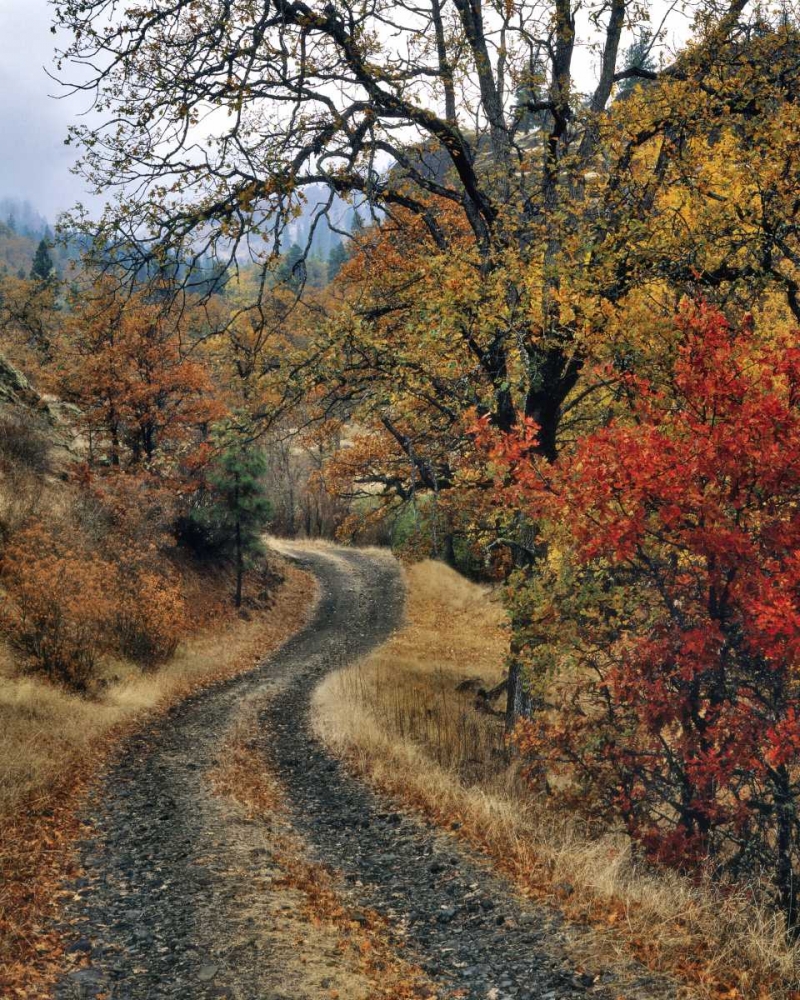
[0, 555, 317, 1000]
[312, 559, 799, 1000]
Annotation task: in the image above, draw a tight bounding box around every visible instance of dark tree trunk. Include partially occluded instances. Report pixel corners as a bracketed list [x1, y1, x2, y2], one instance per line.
[235, 515, 243, 608]
[505, 656, 533, 734]
[108, 403, 121, 467]
[525, 349, 583, 463]
[774, 765, 799, 940]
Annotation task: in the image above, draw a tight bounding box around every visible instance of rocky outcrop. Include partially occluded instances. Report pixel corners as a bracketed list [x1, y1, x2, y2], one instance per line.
[0, 355, 84, 464]
[0, 354, 40, 408]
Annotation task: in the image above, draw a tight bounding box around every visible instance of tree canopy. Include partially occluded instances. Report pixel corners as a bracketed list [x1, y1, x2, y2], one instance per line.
[56, 0, 800, 461]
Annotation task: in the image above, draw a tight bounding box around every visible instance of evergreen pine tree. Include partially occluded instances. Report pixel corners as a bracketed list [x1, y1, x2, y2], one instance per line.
[327, 241, 348, 282]
[314, 215, 333, 257]
[181, 447, 272, 607]
[276, 242, 306, 290]
[30, 238, 55, 282]
[349, 208, 365, 235]
[515, 55, 550, 132]
[617, 29, 657, 98]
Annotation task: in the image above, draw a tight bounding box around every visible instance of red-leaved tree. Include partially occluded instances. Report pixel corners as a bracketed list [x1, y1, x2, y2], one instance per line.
[485, 304, 800, 933]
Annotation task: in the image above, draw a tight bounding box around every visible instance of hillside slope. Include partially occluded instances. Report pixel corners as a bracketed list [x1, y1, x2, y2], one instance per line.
[0, 352, 317, 998]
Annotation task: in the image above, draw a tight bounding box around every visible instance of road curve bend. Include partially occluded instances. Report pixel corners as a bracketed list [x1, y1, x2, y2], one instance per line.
[54, 545, 657, 1000]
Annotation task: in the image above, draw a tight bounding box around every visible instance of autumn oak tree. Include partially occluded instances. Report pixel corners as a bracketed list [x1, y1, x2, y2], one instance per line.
[54, 1, 800, 719]
[55, 0, 800, 449]
[60, 279, 225, 474]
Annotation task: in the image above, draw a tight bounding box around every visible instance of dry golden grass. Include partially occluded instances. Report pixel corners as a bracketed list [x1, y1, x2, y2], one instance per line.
[324, 559, 508, 783]
[313, 559, 800, 1000]
[0, 556, 317, 999]
[0, 559, 315, 816]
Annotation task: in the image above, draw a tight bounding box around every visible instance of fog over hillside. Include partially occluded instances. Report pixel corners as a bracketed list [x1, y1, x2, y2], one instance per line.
[0, 3, 92, 219]
[0, 198, 50, 238]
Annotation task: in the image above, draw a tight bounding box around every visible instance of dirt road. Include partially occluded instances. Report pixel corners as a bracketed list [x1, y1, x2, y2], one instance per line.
[54, 546, 647, 1000]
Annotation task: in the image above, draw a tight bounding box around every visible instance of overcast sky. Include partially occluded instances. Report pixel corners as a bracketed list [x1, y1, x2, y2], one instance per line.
[0, 0, 694, 225]
[0, 0, 91, 221]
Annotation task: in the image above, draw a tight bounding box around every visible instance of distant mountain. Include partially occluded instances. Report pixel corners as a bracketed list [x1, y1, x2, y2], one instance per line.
[0, 198, 50, 241]
[281, 185, 373, 257]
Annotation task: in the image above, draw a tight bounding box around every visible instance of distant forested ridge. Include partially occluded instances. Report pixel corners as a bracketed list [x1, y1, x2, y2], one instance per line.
[0, 198, 81, 279]
[0, 198, 49, 240]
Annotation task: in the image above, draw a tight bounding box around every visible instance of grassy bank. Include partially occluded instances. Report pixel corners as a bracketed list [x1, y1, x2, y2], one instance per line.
[0, 555, 316, 999]
[312, 559, 798, 1000]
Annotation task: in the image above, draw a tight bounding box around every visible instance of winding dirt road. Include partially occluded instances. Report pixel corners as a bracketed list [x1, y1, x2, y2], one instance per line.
[53, 546, 659, 1000]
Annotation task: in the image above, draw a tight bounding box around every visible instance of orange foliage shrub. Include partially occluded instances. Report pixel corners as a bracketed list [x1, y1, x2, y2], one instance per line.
[1, 521, 188, 687]
[112, 545, 186, 667]
[1, 522, 116, 689]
